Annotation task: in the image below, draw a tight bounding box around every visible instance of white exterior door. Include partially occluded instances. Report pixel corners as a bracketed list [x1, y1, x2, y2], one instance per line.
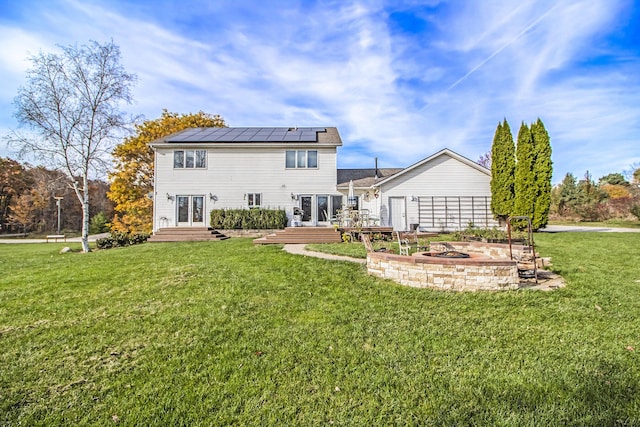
[177, 195, 205, 227]
[389, 197, 406, 231]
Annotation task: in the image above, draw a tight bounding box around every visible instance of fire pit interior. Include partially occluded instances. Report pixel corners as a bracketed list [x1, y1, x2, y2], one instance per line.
[430, 251, 470, 259]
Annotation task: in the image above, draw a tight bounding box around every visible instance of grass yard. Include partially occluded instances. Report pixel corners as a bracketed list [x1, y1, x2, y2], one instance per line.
[1, 233, 639, 425]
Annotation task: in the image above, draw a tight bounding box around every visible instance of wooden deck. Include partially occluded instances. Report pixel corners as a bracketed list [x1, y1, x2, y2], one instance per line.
[253, 226, 395, 245]
[254, 227, 342, 244]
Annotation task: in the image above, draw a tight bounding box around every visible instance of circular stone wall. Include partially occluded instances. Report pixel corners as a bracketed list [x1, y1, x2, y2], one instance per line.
[366, 250, 519, 291]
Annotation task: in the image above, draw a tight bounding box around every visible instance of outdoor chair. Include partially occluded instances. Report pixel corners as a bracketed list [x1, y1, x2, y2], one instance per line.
[361, 234, 389, 253]
[396, 231, 411, 256]
[407, 230, 429, 252]
[367, 215, 380, 226]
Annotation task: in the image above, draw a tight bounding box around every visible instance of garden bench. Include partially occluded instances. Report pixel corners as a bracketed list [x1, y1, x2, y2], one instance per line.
[46, 234, 66, 242]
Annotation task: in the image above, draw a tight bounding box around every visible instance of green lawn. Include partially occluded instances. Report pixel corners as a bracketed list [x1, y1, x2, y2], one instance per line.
[1, 234, 639, 425]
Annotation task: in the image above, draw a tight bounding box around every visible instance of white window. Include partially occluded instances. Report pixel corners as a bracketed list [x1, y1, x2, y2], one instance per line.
[174, 150, 206, 168]
[307, 150, 318, 168]
[247, 193, 261, 208]
[285, 150, 296, 168]
[285, 150, 318, 169]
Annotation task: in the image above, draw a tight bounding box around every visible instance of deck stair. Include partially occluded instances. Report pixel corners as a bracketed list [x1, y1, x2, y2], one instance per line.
[253, 227, 342, 244]
[148, 227, 229, 242]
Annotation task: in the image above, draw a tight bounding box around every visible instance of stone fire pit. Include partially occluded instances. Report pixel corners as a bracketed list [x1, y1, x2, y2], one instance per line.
[366, 242, 522, 291]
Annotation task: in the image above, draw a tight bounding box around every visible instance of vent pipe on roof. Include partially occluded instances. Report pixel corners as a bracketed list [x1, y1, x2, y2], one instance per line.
[374, 157, 379, 179]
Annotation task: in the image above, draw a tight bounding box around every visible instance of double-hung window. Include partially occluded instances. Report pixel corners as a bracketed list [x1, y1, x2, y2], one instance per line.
[286, 150, 318, 169]
[174, 150, 206, 169]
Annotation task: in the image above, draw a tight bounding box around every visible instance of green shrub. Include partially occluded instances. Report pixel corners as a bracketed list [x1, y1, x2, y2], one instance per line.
[210, 209, 226, 228]
[209, 208, 287, 229]
[452, 225, 529, 244]
[631, 204, 640, 220]
[96, 231, 150, 249]
[89, 212, 110, 234]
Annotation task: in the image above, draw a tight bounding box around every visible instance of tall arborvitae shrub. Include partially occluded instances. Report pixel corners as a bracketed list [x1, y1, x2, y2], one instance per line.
[514, 122, 536, 227]
[490, 119, 516, 221]
[531, 118, 553, 230]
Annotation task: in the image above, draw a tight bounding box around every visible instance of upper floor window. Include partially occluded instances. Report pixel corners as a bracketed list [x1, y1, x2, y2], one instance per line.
[174, 150, 206, 168]
[286, 150, 317, 169]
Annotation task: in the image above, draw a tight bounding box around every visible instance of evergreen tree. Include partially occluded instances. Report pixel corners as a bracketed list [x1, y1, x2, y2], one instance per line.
[490, 119, 515, 221]
[531, 118, 552, 230]
[555, 173, 577, 215]
[598, 173, 628, 186]
[513, 122, 536, 228]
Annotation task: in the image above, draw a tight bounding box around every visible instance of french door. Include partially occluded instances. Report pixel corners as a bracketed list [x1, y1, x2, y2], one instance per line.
[177, 195, 205, 227]
[299, 195, 343, 225]
[317, 195, 329, 223]
[300, 196, 313, 224]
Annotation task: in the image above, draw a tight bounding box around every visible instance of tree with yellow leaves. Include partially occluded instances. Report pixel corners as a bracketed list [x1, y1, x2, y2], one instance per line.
[108, 110, 226, 232]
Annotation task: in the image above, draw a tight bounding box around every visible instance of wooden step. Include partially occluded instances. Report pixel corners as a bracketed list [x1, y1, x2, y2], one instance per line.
[149, 235, 230, 242]
[149, 227, 229, 242]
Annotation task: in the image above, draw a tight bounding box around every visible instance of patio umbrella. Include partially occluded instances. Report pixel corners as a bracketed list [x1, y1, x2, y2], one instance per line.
[348, 180, 356, 207]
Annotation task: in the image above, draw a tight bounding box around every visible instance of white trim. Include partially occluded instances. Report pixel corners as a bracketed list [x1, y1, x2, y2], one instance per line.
[373, 149, 490, 188]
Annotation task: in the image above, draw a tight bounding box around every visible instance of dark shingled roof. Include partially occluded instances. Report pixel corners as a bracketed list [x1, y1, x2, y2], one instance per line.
[154, 127, 342, 145]
[337, 168, 403, 187]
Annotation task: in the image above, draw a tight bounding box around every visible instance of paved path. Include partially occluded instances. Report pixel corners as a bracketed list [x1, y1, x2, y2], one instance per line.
[539, 225, 640, 233]
[283, 244, 366, 264]
[0, 233, 110, 244]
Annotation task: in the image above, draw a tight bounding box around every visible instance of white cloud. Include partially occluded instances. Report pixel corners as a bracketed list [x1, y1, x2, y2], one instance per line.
[0, 0, 638, 180]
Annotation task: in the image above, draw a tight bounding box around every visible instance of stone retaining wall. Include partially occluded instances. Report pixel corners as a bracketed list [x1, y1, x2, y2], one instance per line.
[366, 251, 519, 291]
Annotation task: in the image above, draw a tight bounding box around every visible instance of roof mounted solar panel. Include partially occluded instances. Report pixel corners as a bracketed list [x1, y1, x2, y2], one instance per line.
[283, 133, 301, 141]
[164, 126, 331, 143]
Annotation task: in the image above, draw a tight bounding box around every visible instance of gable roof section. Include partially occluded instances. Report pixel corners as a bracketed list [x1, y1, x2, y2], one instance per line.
[152, 127, 342, 146]
[337, 168, 404, 188]
[373, 149, 490, 187]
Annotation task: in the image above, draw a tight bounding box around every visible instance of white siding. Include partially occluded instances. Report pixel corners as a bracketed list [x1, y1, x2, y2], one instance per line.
[377, 154, 495, 231]
[153, 146, 339, 230]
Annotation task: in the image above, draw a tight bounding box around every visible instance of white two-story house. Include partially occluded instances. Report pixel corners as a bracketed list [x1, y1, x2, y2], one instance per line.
[150, 127, 344, 232]
[151, 126, 498, 233]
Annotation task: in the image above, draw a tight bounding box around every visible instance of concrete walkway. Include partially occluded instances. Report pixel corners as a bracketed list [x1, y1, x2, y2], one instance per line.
[539, 225, 640, 233]
[0, 233, 110, 244]
[283, 244, 366, 264]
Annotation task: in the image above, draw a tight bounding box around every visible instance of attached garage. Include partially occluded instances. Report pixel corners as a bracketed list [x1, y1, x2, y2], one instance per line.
[371, 149, 498, 231]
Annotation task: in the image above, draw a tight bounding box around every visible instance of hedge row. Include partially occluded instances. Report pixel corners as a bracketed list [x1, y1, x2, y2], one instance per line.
[210, 208, 288, 229]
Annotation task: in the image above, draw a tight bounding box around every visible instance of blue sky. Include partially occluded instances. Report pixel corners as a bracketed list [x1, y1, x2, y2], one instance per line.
[0, 0, 638, 182]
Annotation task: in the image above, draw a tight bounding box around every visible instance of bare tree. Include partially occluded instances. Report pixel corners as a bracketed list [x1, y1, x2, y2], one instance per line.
[5, 40, 136, 252]
[477, 151, 492, 169]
